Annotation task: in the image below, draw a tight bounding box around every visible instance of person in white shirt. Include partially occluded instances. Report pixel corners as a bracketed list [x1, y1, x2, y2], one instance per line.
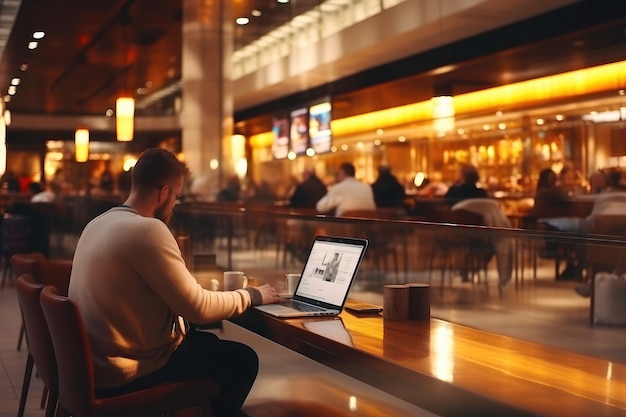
[316, 162, 375, 216]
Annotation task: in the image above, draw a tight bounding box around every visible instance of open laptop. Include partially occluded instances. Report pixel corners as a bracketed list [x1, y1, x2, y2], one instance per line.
[255, 235, 368, 318]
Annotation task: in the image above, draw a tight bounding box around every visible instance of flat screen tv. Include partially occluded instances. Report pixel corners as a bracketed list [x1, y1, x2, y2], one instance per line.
[309, 101, 332, 154]
[272, 116, 289, 159]
[289, 107, 309, 155]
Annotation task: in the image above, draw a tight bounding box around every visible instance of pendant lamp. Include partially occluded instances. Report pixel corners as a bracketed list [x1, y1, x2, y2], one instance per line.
[116, 97, 134, 141]
[75, 128, 89, 162]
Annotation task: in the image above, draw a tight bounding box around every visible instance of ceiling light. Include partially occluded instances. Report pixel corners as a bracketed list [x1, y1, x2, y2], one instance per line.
[398, 136, 406, 142]
[236, 17, 249, 25]
[20, 64, 28, 71]
[116, 97, 135, 141]
[75, 128, 89, 162]
[3, 96, 10, 102]
[498, 123, 506, 130]
[10, 78, 20, 86]
[555, 114, 564, 121]
[277, 0, 289, 3]
[251, 10, 262, 17]
[27, 41, 38, 50]
[432, 87, 455, 136]
[7, 86, 16, 95]
[32, 31, 45, 39]
[536, 118, 545, 126]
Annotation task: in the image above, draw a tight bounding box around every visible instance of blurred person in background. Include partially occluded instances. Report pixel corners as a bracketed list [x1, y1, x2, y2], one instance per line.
[532, 167, 584, 281]
[576, 168, 626, 297]
[417, 171, 449, 197]
[1, 170, 19, 192]
[245, 179, 275, 203]
[289, 166, 327, 209]
[588, 169, 608, 194]
[371, 165, 405, 208]
[28, 181, 55, 202]
[217, 176, 241, 202]
[316, 162, 375, 216]
[444, 164, 487, 207]
[531, 168, 564, 216]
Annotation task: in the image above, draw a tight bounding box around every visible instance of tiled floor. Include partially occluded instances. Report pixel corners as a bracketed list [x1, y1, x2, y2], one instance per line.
[2, 239, 626, 417]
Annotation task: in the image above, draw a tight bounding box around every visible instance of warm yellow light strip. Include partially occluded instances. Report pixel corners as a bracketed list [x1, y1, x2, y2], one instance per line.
[250, 131, 274, 147]
[249, 60, 626, 148]
[455, 60, 626, 114]
[332, 60, 626, 137]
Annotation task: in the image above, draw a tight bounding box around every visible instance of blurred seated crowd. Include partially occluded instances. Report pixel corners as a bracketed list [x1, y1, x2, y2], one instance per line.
[1, 158, 625, 299]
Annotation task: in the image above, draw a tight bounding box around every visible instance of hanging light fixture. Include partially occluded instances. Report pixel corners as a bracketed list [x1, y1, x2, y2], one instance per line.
[116, 97, 134, 141]
[75, 128, 89, 162]
[116, 12, 134, 142]
[432, 84, 455, 137]
[0, 105, 6, 177]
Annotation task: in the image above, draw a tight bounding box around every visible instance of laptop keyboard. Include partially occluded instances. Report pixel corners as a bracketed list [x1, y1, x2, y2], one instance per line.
[286, 300, 326, 312]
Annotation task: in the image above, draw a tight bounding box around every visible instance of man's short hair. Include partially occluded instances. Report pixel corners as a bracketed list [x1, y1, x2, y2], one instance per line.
[131, 148, 189, 191]
[461, 164, 479, 184]
[339, 162, 355, 177]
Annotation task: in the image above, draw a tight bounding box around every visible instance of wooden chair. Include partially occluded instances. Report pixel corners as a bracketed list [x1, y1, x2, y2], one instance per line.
[426, 209, 494, 294]
[16, 275, 59, 417]
[40, 285, 219, 417]
[10, 252, 46, 351]
[341, 210, 401, 279]
[585, 215, 626, 325]
[12, 254, 72, 416]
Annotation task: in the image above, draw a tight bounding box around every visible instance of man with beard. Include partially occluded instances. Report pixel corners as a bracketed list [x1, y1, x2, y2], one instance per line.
[68, 148, 281, 417]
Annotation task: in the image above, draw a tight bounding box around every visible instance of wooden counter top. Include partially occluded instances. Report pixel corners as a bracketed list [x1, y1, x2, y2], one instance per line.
[231, 309, 626, 417]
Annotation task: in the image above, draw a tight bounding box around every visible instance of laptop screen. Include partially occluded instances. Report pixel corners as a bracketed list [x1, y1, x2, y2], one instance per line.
[294, 237, 367, 308]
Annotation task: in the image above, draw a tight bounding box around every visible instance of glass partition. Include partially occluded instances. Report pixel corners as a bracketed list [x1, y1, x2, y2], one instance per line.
[28, 196, 626, 364]
[167, 201, 626, 363]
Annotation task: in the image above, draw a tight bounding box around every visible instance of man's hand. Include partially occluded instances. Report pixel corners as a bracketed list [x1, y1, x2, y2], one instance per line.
[254, 284, 283, 304]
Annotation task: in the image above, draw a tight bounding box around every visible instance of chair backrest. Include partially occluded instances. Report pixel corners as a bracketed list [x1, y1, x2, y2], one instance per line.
[448, 209, 485, 226]
[15, 275, 58, 394]
[11, 253, 72, 296]
[33, 258, 72, 296]
[40, 285, 96, 417]
[586, 215, 626, 270]
[11, 252, 46, 276]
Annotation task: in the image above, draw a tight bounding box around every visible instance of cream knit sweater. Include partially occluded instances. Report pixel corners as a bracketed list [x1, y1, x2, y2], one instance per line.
[68, 206, 256, 388]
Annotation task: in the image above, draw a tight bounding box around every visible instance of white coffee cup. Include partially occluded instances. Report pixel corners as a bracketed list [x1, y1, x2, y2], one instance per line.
[223, 271, 248, 291]
[286, 273, 301, 295]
